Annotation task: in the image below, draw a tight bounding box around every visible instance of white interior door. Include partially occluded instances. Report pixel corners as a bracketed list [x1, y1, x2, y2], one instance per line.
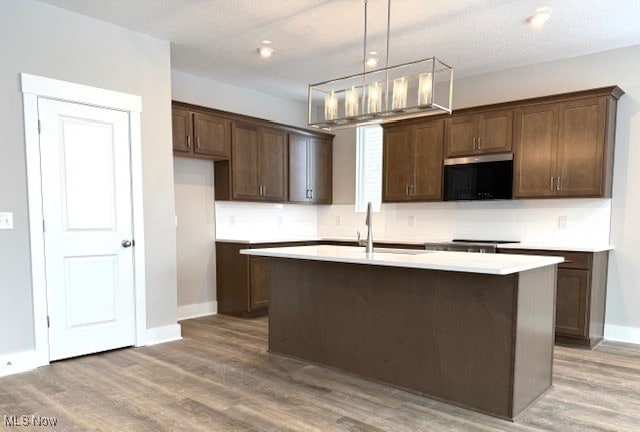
[38, 98, 135, 361]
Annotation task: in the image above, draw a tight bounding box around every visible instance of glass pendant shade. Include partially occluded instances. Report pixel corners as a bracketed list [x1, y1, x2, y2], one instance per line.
[366, 82, 382, 114]
[324, 91, 338, 120]
[345, 86, 360, 117]
[418, 72, 433, 106]
[392, 77, 408, 110]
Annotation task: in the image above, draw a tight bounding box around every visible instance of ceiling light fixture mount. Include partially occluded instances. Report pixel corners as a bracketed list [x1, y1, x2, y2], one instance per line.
[308, 0, 453, 130]
[258, 40, 275, 58]
[526, 7, 551, 28]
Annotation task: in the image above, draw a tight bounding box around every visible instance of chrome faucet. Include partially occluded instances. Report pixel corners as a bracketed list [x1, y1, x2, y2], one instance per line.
[357, 202, 374, 254]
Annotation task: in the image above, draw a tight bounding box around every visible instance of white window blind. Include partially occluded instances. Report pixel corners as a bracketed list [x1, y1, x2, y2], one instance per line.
[355, 125, 383, 213]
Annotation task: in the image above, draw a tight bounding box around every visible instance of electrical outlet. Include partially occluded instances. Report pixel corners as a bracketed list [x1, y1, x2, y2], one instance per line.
[0, 212, 13, 230]
[336, 216, 342, 226]
[558, 215, 568, 230]
[408, 215, 416, 227]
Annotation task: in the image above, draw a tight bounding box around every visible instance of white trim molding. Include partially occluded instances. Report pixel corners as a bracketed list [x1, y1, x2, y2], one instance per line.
[605, 324, 640, 345]
[0, 351, 42, 378]
[177, 301, 218, 321]
[21, 73, 142, 112]
[21, 73, 147, 366]
[145, 324, 182, 346]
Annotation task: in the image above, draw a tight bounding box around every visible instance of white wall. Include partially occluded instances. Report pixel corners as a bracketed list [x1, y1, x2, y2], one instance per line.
[173, 158, 217, 319]
[171, 70, 308, 128]
[0, 0, 178, 357]
[171, 71, 312, 313]
[325, 44, 640, 340]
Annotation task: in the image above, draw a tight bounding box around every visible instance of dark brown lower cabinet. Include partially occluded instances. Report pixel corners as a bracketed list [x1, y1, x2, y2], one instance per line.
[501, 248, 609, 348]
[215, 241, 308, 316]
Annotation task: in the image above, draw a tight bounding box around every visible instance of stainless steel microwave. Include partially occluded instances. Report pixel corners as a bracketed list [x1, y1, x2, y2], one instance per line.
[443, 153, 513, 201]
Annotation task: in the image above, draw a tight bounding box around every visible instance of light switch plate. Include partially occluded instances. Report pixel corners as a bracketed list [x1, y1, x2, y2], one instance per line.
[0, 212, 14, 230]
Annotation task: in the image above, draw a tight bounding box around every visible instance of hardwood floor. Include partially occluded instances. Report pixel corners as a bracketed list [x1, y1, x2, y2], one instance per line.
[1, 315, 639, 431]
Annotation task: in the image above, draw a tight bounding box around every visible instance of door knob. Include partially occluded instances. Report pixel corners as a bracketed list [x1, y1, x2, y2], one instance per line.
[121, 239, 133, 248]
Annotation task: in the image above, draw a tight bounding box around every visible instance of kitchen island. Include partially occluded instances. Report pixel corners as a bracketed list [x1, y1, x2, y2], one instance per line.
[241, 245, 563, 420]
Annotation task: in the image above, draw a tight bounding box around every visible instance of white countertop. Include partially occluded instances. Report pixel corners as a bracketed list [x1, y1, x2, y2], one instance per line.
[240, 245, 564, 275]
[217, 237, 612, 252]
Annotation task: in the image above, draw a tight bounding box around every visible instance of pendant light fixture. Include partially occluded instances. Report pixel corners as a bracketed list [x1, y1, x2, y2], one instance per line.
[308, 0, 453, 130]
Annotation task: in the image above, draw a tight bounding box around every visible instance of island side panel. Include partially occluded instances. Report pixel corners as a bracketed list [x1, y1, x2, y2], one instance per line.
[512, 265, 557, 417]
[269, 258, 519, 419]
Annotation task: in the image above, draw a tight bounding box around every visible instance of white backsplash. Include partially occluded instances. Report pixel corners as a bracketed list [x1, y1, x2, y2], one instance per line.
[215, 201, 318, 240]
[216, 199, 612, 247]
[317, 199, 612, 246]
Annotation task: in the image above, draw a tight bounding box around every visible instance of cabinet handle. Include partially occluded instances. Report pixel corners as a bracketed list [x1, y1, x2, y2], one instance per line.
[406, 185, 410, 196]
[195, 136, 201, 149]
[410, 185, 415, 195]
[564, 259, 573, 263]
[477, 137, 482, 149]
[186, 135, 191, 148]
[262, 185, 266, 196]
[309, 189, 313, 199]
[550, 176, 555, 191]
[556, 176, 562, 191]
[472, 137, 477, 149]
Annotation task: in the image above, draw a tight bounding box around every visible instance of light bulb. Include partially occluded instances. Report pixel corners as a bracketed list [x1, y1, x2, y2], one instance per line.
[258, 46, 275, 58]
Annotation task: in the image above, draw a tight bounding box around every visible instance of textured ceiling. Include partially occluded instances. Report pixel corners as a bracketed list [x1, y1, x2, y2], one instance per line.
[38, 0, 640, 103]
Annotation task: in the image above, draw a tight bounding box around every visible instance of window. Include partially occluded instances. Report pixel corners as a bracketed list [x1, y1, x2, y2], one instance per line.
[355, 124, 383, 213]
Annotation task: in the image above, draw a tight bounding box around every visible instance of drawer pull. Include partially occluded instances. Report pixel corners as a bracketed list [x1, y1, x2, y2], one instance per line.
[564, 259, 573, 263]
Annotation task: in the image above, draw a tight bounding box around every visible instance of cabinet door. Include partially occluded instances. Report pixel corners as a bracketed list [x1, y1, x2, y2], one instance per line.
[249, 257, 270, 311]
[258, 127, 288, 201]
[309, 137, 332, 204]
[383, 126, 414, 201]
[231, 122, 260, 200]
[513, 104, 559, 198]
[556, 97, 606, 197]
[193, 113, 230, 158]
[171, 108, 192, 153]
[288, 134, 310, 202]
[444, 115, 476, 157]
[412, 121, 444, 201]
[556, 269, 589, 337]
[477, 109, 513, 154]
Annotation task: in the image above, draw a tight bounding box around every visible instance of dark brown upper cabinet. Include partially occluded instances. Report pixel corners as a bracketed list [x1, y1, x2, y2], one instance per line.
[444, 109, 513, 157]
[514, 91, 618, 199]
[383, 120, 444, 202]
[289, 134, 333, 204]
[230, 122, 288, 202]
[171, 105, 230, 159]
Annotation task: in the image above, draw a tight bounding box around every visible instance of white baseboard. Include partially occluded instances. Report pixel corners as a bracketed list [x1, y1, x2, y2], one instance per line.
[604, 324, 640, 345]
[0, 350, 47, 378]
[145, 324, 182, 346]
[177, 301, 218, 320]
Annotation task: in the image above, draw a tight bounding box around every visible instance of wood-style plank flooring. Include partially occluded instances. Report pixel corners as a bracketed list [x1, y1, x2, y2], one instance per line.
[1, 315, 639, 431]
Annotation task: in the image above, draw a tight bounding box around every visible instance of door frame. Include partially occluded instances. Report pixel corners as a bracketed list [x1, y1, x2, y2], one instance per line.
[21, 73, 147, 367]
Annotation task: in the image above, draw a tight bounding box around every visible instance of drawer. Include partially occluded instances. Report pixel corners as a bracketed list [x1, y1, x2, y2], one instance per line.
[501, 249, 591, 270]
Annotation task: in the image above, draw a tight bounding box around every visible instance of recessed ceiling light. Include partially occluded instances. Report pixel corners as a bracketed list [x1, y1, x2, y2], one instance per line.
[366, 57, 379, 67]
[369, 50, 378, 55]
[526, 7, 551, 28]
[262, 40, 272, 45]
[258, 46, 275, 58]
